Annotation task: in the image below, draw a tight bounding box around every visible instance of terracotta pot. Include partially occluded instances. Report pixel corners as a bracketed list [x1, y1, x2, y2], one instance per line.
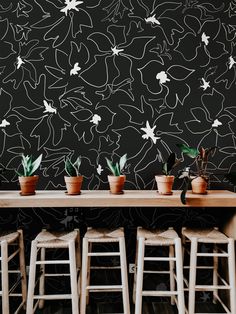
[19, 175, 39, 196]
[191, 176, 208, 194]
[108, 175, 126, 194]
[64, 176, 83, 195]
[155, 175, 174, 195]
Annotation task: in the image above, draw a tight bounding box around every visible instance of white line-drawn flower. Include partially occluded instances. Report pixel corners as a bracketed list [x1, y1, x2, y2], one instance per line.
[175, 15, 227, 65]
[185, 89, 235, 149]
[139, 60, 194, 108]
[31, 0, 93, 48]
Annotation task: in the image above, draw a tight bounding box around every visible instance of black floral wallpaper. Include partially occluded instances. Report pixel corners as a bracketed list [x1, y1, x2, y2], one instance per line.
[0, 0, 236, 285]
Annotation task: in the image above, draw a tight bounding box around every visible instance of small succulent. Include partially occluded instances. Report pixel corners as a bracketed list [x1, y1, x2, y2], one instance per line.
[65, 156, 82, 177]
[17, 154, 42, 177]
[162, 152, 181, 176]
[105, 154, 127, 176]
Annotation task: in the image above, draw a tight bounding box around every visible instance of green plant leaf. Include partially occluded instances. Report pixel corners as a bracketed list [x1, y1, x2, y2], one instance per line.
[167, 153, 176, 174]
[119, 154, 127, 172]
[105, 158, 116, 176]
[73, 157, 81, 176]
[65, 157, 77, 176]
[162, 163, 168, 175]
[177, 143, 199, 158]
[115, 162, 120, 176]
[29, 154, 42, 176]
[180, 177, 190, 205]
[205, 146, 217, 158]
[181, 189, 187, 205]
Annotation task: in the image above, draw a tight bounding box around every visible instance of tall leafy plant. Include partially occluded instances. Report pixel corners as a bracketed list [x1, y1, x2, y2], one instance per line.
[17, 154, 42, 177]
[177, 144, 217, 204]
[106, 154, 127, 176]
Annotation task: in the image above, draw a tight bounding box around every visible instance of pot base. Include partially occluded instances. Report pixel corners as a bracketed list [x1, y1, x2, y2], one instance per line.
[65, 191, 81, 195]
[157, 191, 173, 195]
[20, 191, 36, 196]
[109, 190, 124, 195]
[192, 191, 208, 195]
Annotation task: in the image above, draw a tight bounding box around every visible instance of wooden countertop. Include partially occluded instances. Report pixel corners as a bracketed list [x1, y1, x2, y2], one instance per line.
[0, 190, 235, 208]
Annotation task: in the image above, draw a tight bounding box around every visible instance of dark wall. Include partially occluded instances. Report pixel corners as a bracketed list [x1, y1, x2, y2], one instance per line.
[0, 0, 235, 256]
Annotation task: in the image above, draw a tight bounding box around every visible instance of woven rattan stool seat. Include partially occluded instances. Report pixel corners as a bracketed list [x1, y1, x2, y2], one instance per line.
[84, 227, 124, 242]
[182, 227, 229, 244]
[0, 231, 20, 244]
[35, 230, 78, 248]
[137, 227, 179, 246]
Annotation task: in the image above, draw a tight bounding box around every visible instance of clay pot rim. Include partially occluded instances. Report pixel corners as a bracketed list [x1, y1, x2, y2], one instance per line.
[192, 175, 209, 182]
[64, 175, 83, 178]
[18, 175, 39, 177]
[108, 174, 126, 177]
[155, 175, 175, 178]
[18, 175, 39, 180]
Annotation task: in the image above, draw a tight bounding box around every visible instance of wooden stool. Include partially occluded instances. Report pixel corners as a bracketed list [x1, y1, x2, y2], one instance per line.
[0, 230, 27, 314]
[80, 227, 130, 314]
[26, 229, 81, 314]
[133, 227, 185, 314]
[182, 227, 236, 314]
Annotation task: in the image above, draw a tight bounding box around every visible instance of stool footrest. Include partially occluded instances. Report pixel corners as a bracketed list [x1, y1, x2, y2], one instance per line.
[90, 266, 121, 270]
[197, 253, 228, 257]
[195, 284, 230, 290]
[33, 294, 72, 300]
[144, 257, 176, 262]
[87, 285, 123, 292]
[183, 266, 214, 269]
[44, 273, 71, 277]
[142, 290, 178, 297]
[87, 252, 120, 257]
[36, 260, 70, 265]
[143, 270, 171, 274]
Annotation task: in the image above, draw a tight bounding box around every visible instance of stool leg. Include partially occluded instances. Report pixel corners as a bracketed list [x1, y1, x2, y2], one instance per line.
[69, 240, 79, 314]
[188, 238, 198, 314]
[1, 240, 9, 314]
[86, 242, 92, 305]
[75, 230, 81, 296]
[213, 243, 218, 304]
[119, 237, 130, 314]
[175, 238, 185, 314]
[169, 244, 175, 305]
[132, 238, 138, 304]
[38, 247, 46, 309]
[18, 230, 27, 309]
[26, 240, 38, 314]
[228, 238, 236, 314]
[80, 237, 89, 314]
[182, 232, 186, 267]
[135, 237, 145, 314]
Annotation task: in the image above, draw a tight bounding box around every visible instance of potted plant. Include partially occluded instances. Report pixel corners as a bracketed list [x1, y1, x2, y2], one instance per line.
[64, 156, 83, 195]
[155, 153, 181, 195]
[17, 154, 42, 195]
[177, 143, 216, 204]
[105, 154, 127, 194]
